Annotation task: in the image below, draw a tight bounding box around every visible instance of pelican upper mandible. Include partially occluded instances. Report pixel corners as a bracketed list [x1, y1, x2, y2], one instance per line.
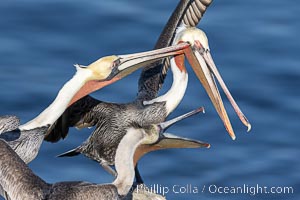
[0, 108, 209, 200]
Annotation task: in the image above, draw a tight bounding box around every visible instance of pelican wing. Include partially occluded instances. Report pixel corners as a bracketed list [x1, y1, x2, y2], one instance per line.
[0, 115, 20, 134]
[44, 95, 101, 142]
[137, 0, 213, 101]
[0, 140, 49, 200]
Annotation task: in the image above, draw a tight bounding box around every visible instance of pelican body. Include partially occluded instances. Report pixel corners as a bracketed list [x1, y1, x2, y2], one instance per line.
[0, 108, 209, 200]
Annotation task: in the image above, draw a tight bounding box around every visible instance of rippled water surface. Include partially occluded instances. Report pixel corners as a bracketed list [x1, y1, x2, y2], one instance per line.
[0, 0, 299, 199]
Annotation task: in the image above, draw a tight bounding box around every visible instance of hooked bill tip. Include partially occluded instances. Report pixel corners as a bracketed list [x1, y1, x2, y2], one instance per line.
[202, 107, 205, 114]
[247, 123, 252, 132]
[231, 134, 236, 140]
[205, 143, 211, 148]
[197, 107, 205, 114]
[226, 127, 236, 140]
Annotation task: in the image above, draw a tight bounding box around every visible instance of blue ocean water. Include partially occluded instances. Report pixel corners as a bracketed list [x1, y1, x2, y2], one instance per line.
[0, 0, 299, 199]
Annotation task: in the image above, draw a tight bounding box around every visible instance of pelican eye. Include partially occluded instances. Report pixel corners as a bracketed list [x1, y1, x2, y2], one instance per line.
[194, 44, 206, 55]
[112, 58, 121, 68]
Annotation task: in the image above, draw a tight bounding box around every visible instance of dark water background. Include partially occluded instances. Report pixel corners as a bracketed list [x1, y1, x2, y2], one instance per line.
[0, 0, 299, 199]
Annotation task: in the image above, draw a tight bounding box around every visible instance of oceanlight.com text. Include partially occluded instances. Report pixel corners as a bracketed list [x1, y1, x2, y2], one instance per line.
[206, 184, 294, 196]
[134, 183, 294, 196]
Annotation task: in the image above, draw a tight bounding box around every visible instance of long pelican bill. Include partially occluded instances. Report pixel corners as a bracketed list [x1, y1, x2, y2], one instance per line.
[155, 133, 210, 149]
[133, 107, 210, 165]
[184, 42, 251, 140]
[68, 42, 190, 106]
[107, 42, 190, 80]
[159, 106, 205, 131]
[133, 133, 210, 166]
[157, 106, 210, 149]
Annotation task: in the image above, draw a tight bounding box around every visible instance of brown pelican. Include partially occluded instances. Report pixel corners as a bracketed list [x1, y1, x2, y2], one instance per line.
[0, 108, 209, 200]
[137, 0, 251, 138]
[46, 0, 250, 183]
[0, 44, 190, 199]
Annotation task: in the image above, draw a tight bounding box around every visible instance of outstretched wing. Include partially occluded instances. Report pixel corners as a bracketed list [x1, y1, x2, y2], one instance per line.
[137, 0, 213, 101]
[44, 95, 101, 142]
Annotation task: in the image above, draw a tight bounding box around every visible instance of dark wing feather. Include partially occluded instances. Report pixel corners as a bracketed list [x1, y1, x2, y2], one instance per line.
[44, 96, 101, 142]
[137, 0, 213, 101]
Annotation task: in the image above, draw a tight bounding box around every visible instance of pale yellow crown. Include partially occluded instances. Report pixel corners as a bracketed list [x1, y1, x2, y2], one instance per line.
[174, 26, 210, 50]
[86, 55, 118, 80]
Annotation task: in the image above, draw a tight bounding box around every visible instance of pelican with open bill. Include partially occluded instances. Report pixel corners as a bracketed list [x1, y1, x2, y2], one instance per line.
[180, 26, 251, 140]
[133, 106, 210, 165]
[0, 107, 210, 200]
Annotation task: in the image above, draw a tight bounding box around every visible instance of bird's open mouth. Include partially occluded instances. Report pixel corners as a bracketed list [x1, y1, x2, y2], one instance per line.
[183, 40, 251, 140]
